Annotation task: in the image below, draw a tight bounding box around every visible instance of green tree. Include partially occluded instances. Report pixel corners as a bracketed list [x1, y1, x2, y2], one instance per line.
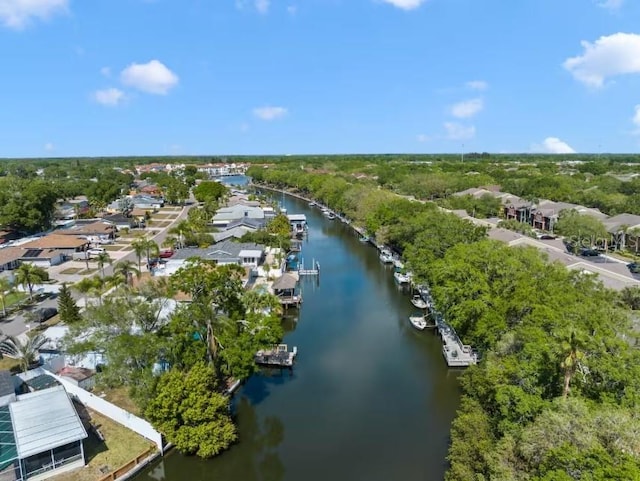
[58, 282, 82, 324]
[145, 363, 237, 458]
[266, 214, 291, 237]
[15, 263, 48, 301]
[96, 251, 112, 278]
[193, 181, 228, 203]
[554, 209, 608, 248]
[112, 260, 141, 287]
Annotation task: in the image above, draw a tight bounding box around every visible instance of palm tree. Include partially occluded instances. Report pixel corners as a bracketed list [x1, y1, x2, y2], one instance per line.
[131, 238, 147, 272]
[0, 278, 14, 317]
[113, 260, 141, 287]
[73, 277, 101, 307]
[560, 330, 587, 399]
[0, 334, 47, 372]
[242, 290, 283, 316]
[96, 251, 112, 278]
[15, 263, 48, 301]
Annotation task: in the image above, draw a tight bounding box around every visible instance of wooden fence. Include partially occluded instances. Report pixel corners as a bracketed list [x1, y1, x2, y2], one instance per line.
[97, 448, 155, 481]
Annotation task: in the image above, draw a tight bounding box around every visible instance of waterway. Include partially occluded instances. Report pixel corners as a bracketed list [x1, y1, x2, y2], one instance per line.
[136, 189, 462, 481]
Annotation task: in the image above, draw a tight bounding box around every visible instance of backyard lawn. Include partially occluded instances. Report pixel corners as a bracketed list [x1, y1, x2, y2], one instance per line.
[50, 409, 154, 481]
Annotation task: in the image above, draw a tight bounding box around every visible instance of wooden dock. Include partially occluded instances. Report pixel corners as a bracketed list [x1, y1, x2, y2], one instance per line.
[255, 344, 298, 367]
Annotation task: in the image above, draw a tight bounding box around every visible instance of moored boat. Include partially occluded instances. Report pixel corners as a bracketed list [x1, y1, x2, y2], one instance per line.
[394, 271, 411, 284]
[411, 295, 428, 309]
[409, 315, 427, 330]
[379, 250, 394, 263]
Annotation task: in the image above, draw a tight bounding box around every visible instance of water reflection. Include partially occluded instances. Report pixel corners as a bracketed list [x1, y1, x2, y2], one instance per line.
[138, 396, 286, 481]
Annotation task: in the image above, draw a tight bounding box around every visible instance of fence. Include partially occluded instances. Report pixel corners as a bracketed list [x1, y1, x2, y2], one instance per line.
[32, 368, 164, 453]
[97, 448, 156, 481]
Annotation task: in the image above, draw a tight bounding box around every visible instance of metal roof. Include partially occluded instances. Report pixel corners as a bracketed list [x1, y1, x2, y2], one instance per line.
[238, 249, 263, 258]
[10, 386, 87, 458]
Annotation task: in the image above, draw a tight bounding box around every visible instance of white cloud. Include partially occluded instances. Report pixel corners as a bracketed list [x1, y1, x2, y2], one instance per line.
[253, 106, 288, 120]
[120, 60, 179, 95]
[255, 0, 269, 14]
[563, 33, 640, 88]
[380, 0, 427, 10]
[44, 142, 54, 152]
[0, 0, 67, 29]
[416, 134, 432, 142]
[632, 105, 640, 135]
[444, 122, 475, 140]
[532, 137, 576, 154]
[100, 66, 111, 77]
[597, 0, 623, 10]
[466, 80, 488, 91]
[450, 98, 484, 119]
[94, 88, 125, 106]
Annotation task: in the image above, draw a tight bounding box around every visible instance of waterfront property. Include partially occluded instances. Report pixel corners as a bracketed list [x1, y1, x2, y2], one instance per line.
[0, 384, 88, 481]
[287, 214, 307, 236]
[272, 272, 302, 307]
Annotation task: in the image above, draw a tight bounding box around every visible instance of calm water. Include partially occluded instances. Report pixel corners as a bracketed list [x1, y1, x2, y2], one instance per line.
[136, 192, 461, 481]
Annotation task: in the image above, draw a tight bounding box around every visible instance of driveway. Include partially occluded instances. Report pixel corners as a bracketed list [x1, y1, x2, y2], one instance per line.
[0, 294, 59, 337]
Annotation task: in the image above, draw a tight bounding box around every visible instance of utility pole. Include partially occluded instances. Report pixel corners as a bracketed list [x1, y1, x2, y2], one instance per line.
[461, 143, 465, 163]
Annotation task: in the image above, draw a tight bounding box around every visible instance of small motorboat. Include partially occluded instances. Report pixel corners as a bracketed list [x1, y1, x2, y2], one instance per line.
[379, 250, 394, 263]
[359, 236, 370, 243]
[308, 201, 316, 207]
[325, 212, 335, 220]
[411, 295, 428, 309]
[393, 259, 404, 270]
[394, 271, 411, 284]
[409, 315, 427, 330]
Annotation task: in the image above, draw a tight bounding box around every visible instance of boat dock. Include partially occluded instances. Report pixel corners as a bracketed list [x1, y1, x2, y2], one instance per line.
[298, 258, 320, 276]
[255, 344, 298, 368]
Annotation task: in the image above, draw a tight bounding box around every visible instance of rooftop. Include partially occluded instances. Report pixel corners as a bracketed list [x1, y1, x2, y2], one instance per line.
[20, 234, 88, 250]
[10, 385, 87, 458]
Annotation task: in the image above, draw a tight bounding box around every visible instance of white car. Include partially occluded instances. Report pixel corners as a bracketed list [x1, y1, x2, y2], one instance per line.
[87, 248, 106, 256]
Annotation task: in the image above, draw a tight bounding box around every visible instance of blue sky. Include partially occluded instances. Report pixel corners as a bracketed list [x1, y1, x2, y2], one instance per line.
[1, 0, 639, 157]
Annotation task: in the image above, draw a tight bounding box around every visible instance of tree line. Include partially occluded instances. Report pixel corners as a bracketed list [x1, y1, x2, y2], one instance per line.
[249, 160, 640, 480]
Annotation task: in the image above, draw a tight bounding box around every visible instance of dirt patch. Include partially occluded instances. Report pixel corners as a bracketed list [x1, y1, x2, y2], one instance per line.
[59, 267, 83, 275]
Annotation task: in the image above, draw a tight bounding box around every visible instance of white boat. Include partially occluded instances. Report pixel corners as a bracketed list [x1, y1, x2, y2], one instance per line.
[308, 201, 316, 207]
[411, 295, 428, 309]
[409, 315, 427, 330]
[379, 251, 394, 263]
[394, 271, 411, 284]
[325, 212, 336, 220]
[359, 236, 370, 243]
[393, 259, 404, 270]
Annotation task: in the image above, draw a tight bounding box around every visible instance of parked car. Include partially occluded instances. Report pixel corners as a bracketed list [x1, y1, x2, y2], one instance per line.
[159, 249, 174, 258]
[628, 262, 640, 274]
[35, 307, 58, 323]
[87, 247, 106, 255]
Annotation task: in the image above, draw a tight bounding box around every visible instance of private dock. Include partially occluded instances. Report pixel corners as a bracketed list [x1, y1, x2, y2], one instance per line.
[438, 323, 478, 367]
[255, 344, 298, 367]
[298, 258, 320, 276]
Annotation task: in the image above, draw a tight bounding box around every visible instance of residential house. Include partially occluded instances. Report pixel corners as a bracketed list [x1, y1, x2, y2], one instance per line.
[602, 213, 640, 250]
[0, 383, 87, 481]
[154, 240, 265, 277]
[56, 221, 116, 242]
[0, 247, 23, 272]
[287, 214, 307, 235]
[54, 197, 90, 222]
[131, 195, 163, 210]
[212, 205, 265, 229]
[102, 213, 137, 230]
[20, 235, 89, 255]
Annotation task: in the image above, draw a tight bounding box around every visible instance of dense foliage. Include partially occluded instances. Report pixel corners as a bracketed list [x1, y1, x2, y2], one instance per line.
[250, 160, 640, 480]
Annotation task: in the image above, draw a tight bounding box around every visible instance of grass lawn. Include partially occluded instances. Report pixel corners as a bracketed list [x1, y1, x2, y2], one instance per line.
[59, 267, 83, 275]
[0, 357, 22, 374]
[99, 386, 141, 416]
[150, 213, 175, 219]
[50, 409, 154, 481]
[154, 221, 172, 227]
[79, 268, 99, 275]
[3, 291, 27, 308]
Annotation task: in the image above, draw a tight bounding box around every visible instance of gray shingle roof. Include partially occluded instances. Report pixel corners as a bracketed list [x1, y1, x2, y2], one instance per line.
[173, 240, 265, 263]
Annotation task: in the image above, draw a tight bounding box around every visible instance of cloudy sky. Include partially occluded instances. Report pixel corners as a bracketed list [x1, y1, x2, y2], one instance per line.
[1, 0, 639, 156]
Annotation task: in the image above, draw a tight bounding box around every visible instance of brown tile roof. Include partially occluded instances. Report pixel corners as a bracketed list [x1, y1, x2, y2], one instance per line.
[21, 234, 88, 250]
[56, 222, 115, 235]
[21, 248, 65, 259]
[0, 246, 24, 266]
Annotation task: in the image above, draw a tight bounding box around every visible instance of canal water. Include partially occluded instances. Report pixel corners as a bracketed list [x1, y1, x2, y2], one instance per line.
[136, 191, 462, 481]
